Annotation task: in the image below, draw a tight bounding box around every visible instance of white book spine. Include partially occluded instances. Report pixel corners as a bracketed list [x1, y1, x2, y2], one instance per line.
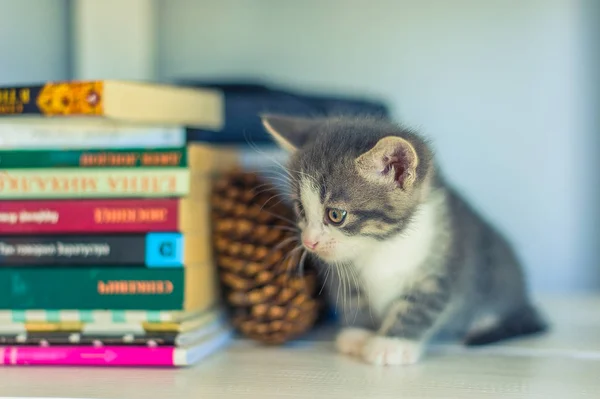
[0, 125, 186, 149]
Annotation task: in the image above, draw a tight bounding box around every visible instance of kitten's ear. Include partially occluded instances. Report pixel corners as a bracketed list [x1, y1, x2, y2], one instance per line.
[355, 136, 420, 190]
[260, 114, 321, 152]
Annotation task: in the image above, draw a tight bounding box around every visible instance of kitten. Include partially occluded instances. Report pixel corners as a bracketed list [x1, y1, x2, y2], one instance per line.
[260, 114, 547, 366]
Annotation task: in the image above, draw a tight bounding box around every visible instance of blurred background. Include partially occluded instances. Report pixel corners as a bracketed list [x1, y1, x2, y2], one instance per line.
[1, 0, 597, 295]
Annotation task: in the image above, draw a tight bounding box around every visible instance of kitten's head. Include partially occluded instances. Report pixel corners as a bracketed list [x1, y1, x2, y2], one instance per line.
[261, 114, 436, 263]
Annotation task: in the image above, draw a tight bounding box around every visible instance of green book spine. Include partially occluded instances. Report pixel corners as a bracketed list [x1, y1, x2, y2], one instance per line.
[0, 148, 187, 169]
[0, 267, 185, 310]
[0, 167, 189, 199]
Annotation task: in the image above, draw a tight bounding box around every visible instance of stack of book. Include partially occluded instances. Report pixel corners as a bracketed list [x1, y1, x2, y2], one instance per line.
[0, 80, 240, 367]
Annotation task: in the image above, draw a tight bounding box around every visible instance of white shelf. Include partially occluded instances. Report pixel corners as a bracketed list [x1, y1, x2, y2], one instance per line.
[0, 295, 599, 398]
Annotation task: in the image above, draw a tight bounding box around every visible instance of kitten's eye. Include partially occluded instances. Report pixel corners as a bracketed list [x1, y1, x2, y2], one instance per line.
[326, 208, 347, 226]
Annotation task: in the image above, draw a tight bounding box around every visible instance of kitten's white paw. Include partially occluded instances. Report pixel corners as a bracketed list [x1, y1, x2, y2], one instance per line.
[335, 327, 373, 357]
[361, 335, 423, 366]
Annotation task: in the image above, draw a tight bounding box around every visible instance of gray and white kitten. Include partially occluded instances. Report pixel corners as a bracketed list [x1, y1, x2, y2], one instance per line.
[261, 114, 547, 366]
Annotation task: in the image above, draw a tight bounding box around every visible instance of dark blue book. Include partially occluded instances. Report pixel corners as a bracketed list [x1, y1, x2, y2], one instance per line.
[177, 81, 391, 145]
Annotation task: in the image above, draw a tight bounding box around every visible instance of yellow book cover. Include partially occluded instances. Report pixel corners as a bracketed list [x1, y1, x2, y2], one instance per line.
[0, 80, 224, 129]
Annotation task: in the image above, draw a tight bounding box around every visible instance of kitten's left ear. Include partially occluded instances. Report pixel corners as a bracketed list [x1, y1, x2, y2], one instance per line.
[355, 136, 420, 190]
[260, 114, 322, 152]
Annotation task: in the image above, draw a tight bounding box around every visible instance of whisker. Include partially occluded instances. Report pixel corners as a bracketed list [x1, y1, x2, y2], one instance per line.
[335, 266, 342, 313]
[349, 265, 361, 324]
[242, 131, 291, 173]
[283, 246, 303, 277]
[271, 236, 299, 252]
[297, 250, 308, 277]
[318, 265, 331, 296]
[342, 263, 350, 325]
[259, 192, 290, 211]
[240, 236, 299, 271]
[258, 208, 298, 226]
[265, 225, 300, 233]
[250, 183, 293, 200]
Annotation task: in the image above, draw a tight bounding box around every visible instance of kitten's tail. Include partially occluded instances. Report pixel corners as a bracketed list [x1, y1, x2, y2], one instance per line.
[464, 305, 549, 346]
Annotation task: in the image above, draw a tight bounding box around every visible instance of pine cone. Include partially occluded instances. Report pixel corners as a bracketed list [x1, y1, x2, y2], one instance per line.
[211, 168, 321, 345]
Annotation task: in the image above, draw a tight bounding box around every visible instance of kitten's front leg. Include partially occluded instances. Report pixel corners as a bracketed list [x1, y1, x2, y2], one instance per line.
[362, 275, 451, 366]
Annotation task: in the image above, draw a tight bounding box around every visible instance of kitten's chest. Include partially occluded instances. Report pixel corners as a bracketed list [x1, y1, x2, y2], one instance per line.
[353, 226, 435, 317]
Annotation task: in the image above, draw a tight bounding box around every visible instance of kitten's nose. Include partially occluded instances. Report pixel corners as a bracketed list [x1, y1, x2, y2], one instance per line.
[302, 239, 319, 250]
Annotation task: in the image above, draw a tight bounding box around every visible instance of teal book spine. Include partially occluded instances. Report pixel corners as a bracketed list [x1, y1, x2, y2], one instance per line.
[0, 267, 185, 310]
[0, 148, 187, 168]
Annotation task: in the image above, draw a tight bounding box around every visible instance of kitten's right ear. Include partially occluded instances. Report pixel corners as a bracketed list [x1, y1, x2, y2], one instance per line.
[260, 114, 321, 152]
[355, 136, 420, 190]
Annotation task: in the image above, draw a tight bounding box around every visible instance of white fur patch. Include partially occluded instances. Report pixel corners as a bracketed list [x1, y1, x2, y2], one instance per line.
[353, 196, 440, 317]
[335, 327, 373, 357]
[361, 335, 424, 366]
[299, 177, 324, 242]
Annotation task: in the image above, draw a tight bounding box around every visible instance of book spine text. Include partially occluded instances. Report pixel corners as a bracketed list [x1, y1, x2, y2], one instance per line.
[0, 267, 185, 310]
[0, 233, 184, 267]
[0, 168, 189, 199]
[0, 199, 181, 234]
[0, 148, 186, 168]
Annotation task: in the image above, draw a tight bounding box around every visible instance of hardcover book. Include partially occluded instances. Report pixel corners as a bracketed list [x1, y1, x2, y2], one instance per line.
[0, 233, 209, 267]
[0, 306, 223, 335]
[0, 313, 226, 348]
[0, 120, 186, 149]
[0, 148, 187, 169]
[0, 80, 224, 129]
[0, 308, 202, 324]
[0, 198, 210, 234]
[0, 167, 190, 199]
[0, 326, 233, 367]
[0, 266, 218, 311]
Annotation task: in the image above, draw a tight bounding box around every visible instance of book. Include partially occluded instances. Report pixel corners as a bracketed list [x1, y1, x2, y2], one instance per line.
[0, 326, 233, 367]
[0, 233, 209, 267]
[0, 148, 186, 169]
[0, 306, 223, 335]
[180, 80, 390, 144]
[0, 119, 185, 149]
[0, 313, 226, 347]
[0, 308, 202, 324]
[0, 167, 190, 199]
[0, 266, 218, 310]
[0, 198, 210, 234]
[0, 80, 224, 129]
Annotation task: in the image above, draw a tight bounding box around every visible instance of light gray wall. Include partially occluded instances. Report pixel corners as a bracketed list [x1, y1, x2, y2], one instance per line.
[0, 0, 595, 294]
[158, 0, 599, 294]
[0, 0, 70, 85]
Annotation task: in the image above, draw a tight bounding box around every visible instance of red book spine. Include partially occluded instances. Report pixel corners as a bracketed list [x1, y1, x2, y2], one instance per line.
[0, 199, 180, 234]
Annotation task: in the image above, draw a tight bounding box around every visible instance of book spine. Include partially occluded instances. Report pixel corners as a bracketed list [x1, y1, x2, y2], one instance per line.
[0, 168, 189, 199]
[0, 82, 104, 116]
[0, 199, 181, 234]
[0, 345, 177, 366]
[0, 267, 185, 310]
[0, 332, 177, 347]
[0, 148, 187, 169]
[0, 309, 189, 324]
[0, 125, 185, 149]
[0, 233, 184, 267]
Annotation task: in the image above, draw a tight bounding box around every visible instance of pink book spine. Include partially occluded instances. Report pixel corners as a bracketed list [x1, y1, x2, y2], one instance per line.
[0, 346, 176, 367]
